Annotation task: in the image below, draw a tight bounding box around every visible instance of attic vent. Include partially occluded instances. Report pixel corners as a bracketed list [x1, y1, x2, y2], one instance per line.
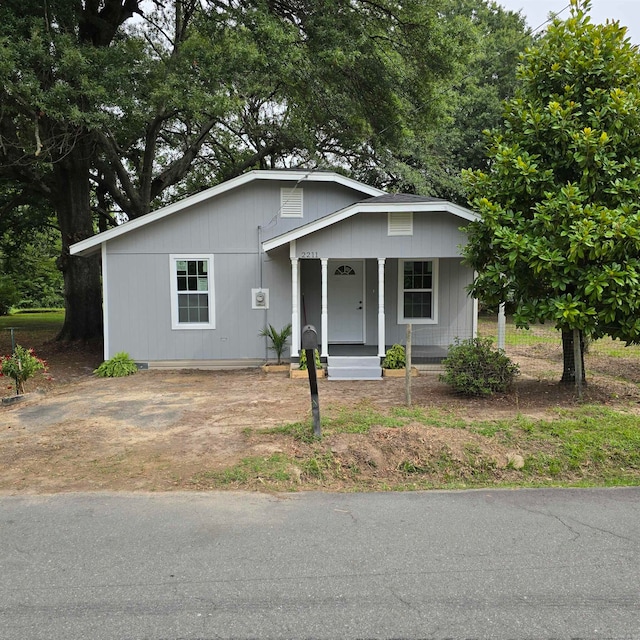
[388, 211, 413, 236]
[281, 187, 303, 218]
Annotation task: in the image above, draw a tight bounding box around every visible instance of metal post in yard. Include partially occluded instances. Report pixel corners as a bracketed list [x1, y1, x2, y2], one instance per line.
[301, 325, 321, 438]
[306, 349, 321, 438]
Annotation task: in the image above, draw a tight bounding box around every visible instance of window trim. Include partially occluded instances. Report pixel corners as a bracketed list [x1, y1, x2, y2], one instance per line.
[397, 258, 438, 324]
[169, 254, 215, 330]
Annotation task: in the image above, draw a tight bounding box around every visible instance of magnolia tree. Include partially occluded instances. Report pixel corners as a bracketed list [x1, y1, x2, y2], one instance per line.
[463, 0, 640, 383]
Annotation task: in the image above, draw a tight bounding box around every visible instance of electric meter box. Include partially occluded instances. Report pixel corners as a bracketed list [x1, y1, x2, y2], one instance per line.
[251, 288, 270, 309]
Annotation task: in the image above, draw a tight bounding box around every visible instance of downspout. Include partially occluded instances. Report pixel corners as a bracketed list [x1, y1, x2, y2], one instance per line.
[258, 224, 268, 363]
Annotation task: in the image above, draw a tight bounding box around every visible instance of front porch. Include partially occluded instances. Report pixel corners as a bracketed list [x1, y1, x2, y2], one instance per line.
[288, 252, 470, 364]
[292, 343, 448, 364]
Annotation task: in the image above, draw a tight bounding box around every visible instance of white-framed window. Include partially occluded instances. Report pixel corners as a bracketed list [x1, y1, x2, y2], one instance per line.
[397, 258, 438, 324]
[169, 254, 215, 330]
[280, 187, 303, 218]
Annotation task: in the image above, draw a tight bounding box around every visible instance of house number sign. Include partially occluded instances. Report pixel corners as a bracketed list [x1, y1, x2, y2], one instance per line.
[299, 251, 319, 258]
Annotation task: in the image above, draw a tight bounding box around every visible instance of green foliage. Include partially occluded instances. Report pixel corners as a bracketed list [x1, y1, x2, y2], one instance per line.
[0, 344, 47, 394]
[382, 344, 406, 369]
[0, 1, 525, 339]
[298, 348, 322, 370]
[463, 1, 640, 367]
[94, 352, 138, 378]
[259, 324, 292, 365]
[1, 237, 63, 310]
[440, 337, 519, 396]
[0, 275, 20, 316]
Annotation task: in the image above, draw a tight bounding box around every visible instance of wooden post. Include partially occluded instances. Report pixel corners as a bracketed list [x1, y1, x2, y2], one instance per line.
[405, 323, 412, 407]
[573, 327, 583, 401]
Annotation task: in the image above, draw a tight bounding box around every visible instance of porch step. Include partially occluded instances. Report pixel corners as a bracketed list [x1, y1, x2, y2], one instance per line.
[327, 356, 382, 380]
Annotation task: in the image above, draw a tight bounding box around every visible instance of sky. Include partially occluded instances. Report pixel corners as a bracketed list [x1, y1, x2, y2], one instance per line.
[495, 0, 640, 43]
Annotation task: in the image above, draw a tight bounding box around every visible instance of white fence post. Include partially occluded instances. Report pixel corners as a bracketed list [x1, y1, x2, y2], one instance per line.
[497, 303, 506, 350]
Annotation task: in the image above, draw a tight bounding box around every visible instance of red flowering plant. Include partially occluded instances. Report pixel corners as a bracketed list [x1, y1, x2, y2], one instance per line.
[0, 345, 47, 394]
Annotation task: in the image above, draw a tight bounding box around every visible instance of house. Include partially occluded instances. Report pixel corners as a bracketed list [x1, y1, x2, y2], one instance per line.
[70, 170, 479, 378]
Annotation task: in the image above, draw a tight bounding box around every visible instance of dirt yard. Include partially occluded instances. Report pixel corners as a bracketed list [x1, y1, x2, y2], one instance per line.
[2, 332, 639, 494]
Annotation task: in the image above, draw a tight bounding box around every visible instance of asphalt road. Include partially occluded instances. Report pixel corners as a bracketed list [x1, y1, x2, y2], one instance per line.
[1, 488, 639, 639]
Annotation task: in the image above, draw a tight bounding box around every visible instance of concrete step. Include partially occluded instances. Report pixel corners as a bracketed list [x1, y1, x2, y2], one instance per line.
[327, 356, 381, 380]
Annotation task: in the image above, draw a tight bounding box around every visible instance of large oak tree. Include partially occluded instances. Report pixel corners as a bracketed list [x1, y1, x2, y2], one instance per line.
[0, 0, 525, 339]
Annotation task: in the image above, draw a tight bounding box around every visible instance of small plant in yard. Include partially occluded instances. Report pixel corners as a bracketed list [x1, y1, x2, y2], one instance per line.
[298, 348, 322, 370]
[259, 323, 292, 365]
[94, 352, 138, 378]
[0, 344, 47, 394]
[382, 344, 406, 369]
[440, 337, 519, 397]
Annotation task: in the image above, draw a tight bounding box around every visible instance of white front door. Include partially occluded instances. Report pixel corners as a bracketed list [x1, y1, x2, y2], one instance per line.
[328, 260, 365, 343]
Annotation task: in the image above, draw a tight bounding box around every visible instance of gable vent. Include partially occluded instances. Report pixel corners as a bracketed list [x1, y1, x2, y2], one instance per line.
[388, 211, 413, 236]
[280, 188, 303, 218]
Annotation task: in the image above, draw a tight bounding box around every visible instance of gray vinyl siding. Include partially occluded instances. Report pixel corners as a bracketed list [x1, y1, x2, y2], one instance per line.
[261, 181, 371, 241]
[107, 181, 369, 256]
[103, 180, 366, 362]
[294, 212, 467, 258]
[106, 252, 292, 361]
[103, 176, 474, 362]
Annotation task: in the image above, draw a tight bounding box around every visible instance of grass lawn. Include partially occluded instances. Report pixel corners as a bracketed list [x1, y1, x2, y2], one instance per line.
[194, 402, 640, 492]
[0, 310, 64, 353]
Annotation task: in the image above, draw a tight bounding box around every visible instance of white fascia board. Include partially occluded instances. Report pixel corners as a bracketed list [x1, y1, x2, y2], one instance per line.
[262, 200, 479, 252]
[70, 170, 385, 257]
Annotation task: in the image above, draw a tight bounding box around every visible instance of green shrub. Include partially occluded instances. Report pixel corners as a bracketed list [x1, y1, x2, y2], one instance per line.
[440, 337, 519, 396]
[299, 348, 322, 370]
[382, 344, 406, 369]
[0, 345, 47, 394]
[94, 352, 139, 378]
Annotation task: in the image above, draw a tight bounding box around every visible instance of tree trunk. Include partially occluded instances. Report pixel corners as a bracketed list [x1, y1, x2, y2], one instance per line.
[560, 328, 586, 385]
[52, 139, 103, 341]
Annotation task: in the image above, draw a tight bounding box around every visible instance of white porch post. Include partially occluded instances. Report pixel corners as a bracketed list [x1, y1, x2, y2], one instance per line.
[321, 258, 329, 357]
[378, 258, 386, 357]
[290, 242, 299, 357]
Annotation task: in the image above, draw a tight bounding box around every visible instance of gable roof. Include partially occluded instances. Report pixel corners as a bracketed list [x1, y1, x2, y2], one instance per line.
[261, 195, 479, 252]
[70, 169, 385, 257]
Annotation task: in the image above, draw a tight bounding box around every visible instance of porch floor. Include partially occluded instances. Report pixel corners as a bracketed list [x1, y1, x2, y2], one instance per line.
[326, 344, 448, 364]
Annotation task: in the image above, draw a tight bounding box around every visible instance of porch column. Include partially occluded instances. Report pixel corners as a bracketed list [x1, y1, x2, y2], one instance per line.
[378, 258, 386, 357]
[321, 258, 329, 358]
[291, 256, 299, 357]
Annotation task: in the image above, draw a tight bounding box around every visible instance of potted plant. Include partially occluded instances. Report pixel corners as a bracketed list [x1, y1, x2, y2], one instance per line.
[291, 348, 324, 378]
[382, 344, 418, 377]
[260, 324, 292, 371]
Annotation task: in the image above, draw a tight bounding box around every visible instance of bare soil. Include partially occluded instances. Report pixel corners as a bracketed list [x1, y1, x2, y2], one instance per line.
[1, 333, 639, 494]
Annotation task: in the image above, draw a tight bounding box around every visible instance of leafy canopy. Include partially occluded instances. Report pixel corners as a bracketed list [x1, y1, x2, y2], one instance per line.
[463, 0, 640, 343]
